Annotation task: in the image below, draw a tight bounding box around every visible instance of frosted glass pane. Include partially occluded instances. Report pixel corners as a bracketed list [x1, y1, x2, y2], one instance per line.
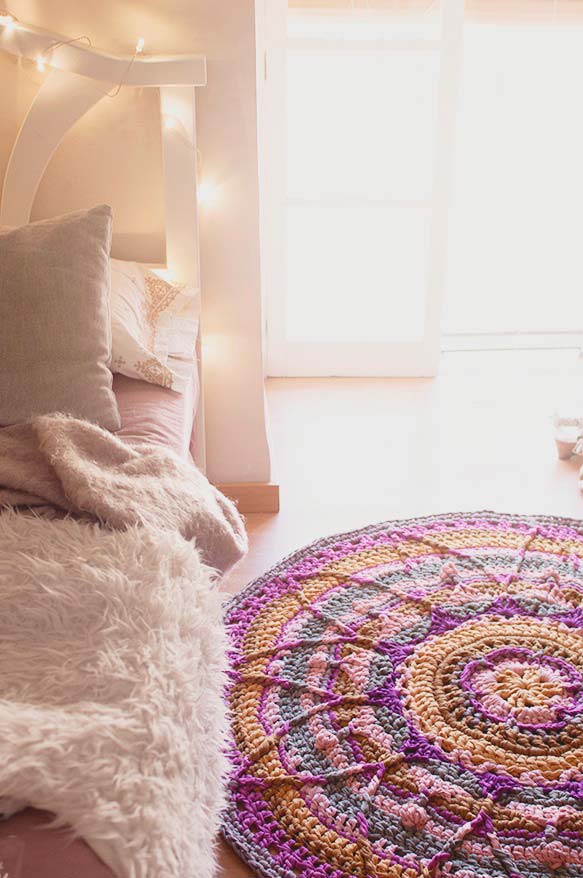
[287, 6, 443, 42]
[286, 50, 440, 200]
[444, 23, 583, 335]
[285, 205, 430, 343]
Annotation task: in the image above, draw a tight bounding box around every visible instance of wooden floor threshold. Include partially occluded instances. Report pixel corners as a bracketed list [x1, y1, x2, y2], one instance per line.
[218, 482, 280, 513]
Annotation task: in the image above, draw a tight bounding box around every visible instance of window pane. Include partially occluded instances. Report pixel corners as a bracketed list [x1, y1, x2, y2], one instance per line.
[285, 205, 430, 342]
[444, 23, 583, 335]
[286, 49, 440, 200]
[287, 5, 443, 41]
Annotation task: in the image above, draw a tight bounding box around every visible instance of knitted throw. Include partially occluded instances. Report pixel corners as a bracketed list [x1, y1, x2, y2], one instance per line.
[222, 512, 583, 877]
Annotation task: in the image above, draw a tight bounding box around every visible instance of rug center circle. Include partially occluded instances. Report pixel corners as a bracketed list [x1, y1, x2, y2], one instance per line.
[400, 615, 583, 778]
[463, 646, 583, 726]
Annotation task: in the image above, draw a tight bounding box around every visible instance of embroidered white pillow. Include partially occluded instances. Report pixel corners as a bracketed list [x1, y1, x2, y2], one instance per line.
[110, 259, 199, 393]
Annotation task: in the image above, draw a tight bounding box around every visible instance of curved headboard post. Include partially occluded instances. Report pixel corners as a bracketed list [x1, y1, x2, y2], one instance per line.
[0, 20, 207, 470]
[1, 69, 107, 226]
[160, 85, 206, 468]
[160, 86, 200, 290]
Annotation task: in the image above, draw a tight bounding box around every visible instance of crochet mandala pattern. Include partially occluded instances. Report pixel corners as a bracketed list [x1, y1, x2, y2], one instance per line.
[223, 513, 583, 877]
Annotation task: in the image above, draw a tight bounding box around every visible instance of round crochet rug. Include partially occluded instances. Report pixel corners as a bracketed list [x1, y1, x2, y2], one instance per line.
[222, 512, 583, 878]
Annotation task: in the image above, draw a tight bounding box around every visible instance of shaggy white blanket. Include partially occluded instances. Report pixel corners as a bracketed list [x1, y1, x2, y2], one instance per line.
[0, 511, 227, 878]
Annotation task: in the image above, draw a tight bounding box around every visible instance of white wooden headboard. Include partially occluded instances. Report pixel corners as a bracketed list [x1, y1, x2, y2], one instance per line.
[0, 17, 208, 469]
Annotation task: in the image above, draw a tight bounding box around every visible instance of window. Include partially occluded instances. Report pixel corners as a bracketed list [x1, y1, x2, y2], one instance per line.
[264, 0, 463, 376]
[444, 9, 583, 348]
[263, 1, 583, 374]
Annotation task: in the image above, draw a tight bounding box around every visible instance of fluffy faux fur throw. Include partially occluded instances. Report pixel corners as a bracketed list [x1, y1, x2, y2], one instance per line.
[0, 414, 247, 574]
[0, 511, 227, 878]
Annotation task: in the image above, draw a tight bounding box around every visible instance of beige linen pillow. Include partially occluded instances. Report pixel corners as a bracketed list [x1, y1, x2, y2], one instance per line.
[110, 259, 199, 392]
[0, 205, 120, 430]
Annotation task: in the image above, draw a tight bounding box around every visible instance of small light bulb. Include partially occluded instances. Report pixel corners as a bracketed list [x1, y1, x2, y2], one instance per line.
[36, 54, 46, 73]
[152, 267, 178, 284]
[198, 180, 218, 208]
[135, 36, 145, 54]
[1, 15, 15, 32]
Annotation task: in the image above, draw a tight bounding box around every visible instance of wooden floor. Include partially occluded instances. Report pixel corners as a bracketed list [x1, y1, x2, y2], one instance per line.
[217, 349, 583, 876]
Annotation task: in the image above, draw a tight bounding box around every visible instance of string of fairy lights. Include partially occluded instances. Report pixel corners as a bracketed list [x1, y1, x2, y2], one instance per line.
[0, 11, 144, 81]
[0, 10, 218, 206]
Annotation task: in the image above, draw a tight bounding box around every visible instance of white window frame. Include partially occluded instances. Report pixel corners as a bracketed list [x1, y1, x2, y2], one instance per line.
[264, 0, 464, 377]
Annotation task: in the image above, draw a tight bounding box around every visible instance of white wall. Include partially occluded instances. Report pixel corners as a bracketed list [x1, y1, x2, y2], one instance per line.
[0, 0, 272, 484]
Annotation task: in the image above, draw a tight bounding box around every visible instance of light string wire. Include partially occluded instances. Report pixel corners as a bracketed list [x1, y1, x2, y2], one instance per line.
[105, 39, 144, 99]
[36, 34, 92, 71]
[163, 117, 205, 177]
[0, 16, 142, 96]
[31, 27, 144, 100]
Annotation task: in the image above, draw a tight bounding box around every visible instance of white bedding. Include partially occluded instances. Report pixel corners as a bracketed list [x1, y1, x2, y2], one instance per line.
[0, 512, 227, 878]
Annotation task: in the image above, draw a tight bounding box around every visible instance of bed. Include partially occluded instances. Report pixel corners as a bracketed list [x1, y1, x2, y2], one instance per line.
[0, 379, 199, 878]
[0, 807, 115, 878]
[0, 20, 242, 878]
